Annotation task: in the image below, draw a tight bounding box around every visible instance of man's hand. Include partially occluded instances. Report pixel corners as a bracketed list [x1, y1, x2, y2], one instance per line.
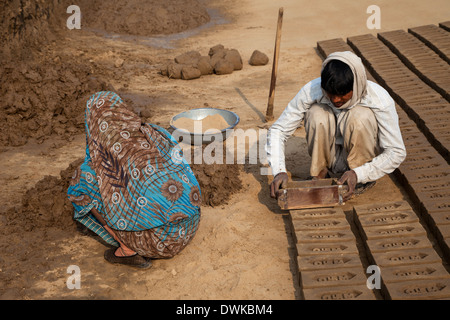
[270, 172, 289, 199]
[337, 170, 357, 202]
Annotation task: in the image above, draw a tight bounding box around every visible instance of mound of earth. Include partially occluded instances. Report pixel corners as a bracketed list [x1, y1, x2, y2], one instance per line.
[77, 0, 211, 36]
[5, 149, 242, 235]
[161, 44, 243, 80]
[0, 0, 211, 147]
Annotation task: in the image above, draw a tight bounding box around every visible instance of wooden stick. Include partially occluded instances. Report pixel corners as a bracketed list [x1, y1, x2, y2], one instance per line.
[265, 7, 284, 122]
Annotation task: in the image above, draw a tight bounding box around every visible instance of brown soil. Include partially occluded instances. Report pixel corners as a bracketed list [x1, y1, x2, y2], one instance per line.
[79, 0, 210, 36]
[1, 0, 449, 300]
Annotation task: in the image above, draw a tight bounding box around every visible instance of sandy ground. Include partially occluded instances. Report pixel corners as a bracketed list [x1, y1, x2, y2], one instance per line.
[1, 0, 449, 300]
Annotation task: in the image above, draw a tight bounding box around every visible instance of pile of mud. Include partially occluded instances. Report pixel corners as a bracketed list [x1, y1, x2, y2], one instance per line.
[78, 0, 211, 36]
[4, 158, 83, 233]
[5, 152, 241, 232]
[161, 44, 243, 80]
[0, 0, 111, 147]
[0, 0, 212, 147]
[160, 46, 270, 80]
[191, 162, 243, 207]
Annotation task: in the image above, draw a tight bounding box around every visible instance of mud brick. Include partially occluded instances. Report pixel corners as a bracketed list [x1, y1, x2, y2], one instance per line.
[401, 154, 431, 166]
[421, 112, 450, 123]
[428, 211, 450, 226]
[357, 210, 419, 228]
[317, 39, 351, 57]
[412, 179, 450, 192]
[297, 253, 363, 271]
[402, 92, 443, 103]
[402, 133, 429, 147]
[302, 285, 376, 300]
[366, 235, 433, 253]
[296, 240, 359, 256]
[386, 279, 450, 300]
[439, 21, 450, 32]
[399, 159, 448, 173]
[360, 222, 426, 240]
[381, 263, 450, 284]
[415, 103, 450, 113]
[353, 201, 411, 215]
[422, 199, 450, 214]
[415, 189, 450, 205]
[402, 168, 450, 183]
[404, 146, 439, 156]
[300, 267, 368, 289]
[400, 126, 421, 135]
[372, 247, 443, 267]
[437, 224, 450, 239]
[290, 207, 345, 220]
[294, 228, 355, 244]
[292, 216, 350, 231]
[427, 121, 450, 131]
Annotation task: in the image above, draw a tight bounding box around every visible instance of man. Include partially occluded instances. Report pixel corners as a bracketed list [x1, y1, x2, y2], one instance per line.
[266, 51, 406, 201]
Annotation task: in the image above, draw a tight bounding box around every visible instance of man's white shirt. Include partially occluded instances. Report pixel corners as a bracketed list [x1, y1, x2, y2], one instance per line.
[265, 78, 406, 183]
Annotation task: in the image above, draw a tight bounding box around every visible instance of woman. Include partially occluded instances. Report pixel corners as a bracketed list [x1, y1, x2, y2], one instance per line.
[68, 91, 201, 268]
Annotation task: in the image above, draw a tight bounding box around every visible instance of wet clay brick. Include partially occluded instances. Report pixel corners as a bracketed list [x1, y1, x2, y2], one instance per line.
[366, 235, 433, 253]
[440, 21, 450, 32]
[402, 168, 450, 183]
[300, 267, 368, 289]
[409, 25, 450, 64]
[381, 263, 450, 284]
[415, 189, 450, 205]
[399, 159, 448, 173]
[292, 217, 350, 231]
[295, 228, 355, 243]
[360, 222, 426, 240]
[422, 199, 450, 213]
[290, 207, 345, 220]
[386, 279, 450, 300]
[409, 179, 450, 192]
[404, 146, 440, 156]
[297, 254, 363, 272]
[296, 240, 358, 256]
[437, 224, 450, 239]
[371, 247, 443, 267]
[401, 154, 443, 165]
[428, 211, 450, 225]
[357, 210, 419, 228]
[353, 201, 411, 215]
[302, 285, 376, 300]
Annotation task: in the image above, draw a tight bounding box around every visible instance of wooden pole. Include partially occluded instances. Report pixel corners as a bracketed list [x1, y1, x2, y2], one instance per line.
[265, 7, 284, 122]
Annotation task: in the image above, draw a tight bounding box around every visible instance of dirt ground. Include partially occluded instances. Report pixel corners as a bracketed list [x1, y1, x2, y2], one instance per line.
[1, 0, 449, 300]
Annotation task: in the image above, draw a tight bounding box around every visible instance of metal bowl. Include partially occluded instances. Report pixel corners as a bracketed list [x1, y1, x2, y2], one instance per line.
[170, 108, 240, 145]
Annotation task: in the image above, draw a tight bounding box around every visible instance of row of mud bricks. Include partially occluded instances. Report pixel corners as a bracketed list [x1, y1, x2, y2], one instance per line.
[290, 204, 450, 300]
[291, 21, 450, 300]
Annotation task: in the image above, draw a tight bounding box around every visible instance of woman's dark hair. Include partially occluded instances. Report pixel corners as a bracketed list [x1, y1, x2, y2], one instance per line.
[321, 60, 354, 95]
